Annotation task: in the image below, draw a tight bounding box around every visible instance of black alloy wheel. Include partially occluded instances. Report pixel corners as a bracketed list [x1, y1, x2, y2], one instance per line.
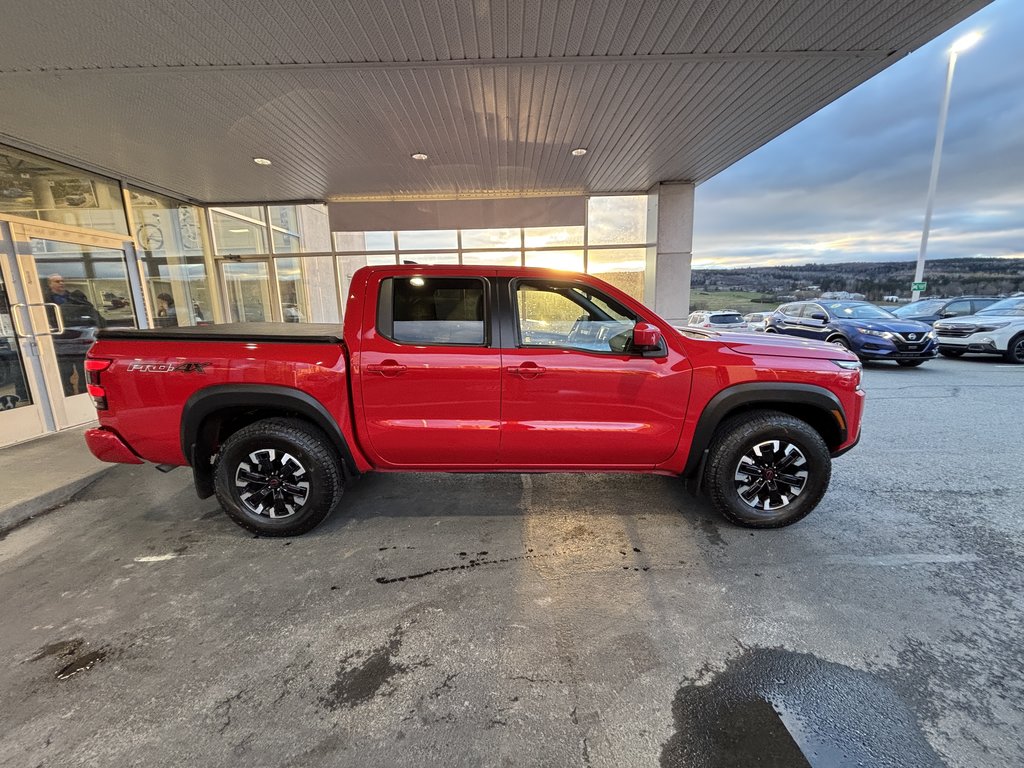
[703, 410, 831, 528]
[214, 417, 344, 536]
[234, 449, 310, 519]
[733, 439, 809, 511]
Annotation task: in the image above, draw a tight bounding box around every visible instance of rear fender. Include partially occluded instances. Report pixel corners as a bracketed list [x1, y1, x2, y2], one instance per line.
[181, 384, 359, 499]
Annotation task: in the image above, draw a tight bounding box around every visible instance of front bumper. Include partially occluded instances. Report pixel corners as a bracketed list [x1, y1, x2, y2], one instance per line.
[854, 337, 938, 361]
[937, 336, 1001, 354]
[85, 427, 144, 465]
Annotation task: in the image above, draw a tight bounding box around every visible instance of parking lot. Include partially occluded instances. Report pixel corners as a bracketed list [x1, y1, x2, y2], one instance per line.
[1, 356, 1021, 767]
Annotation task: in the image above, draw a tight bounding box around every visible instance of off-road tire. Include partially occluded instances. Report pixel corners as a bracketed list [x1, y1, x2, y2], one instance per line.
[939, 349, 965, 358]
[214, 417, 343, 536]
[1003, 334, 1024, 364]
[704, 410, 831, 528]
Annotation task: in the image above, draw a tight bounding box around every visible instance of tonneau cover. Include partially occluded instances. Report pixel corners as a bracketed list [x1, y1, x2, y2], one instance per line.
[97, 322, 344, 344]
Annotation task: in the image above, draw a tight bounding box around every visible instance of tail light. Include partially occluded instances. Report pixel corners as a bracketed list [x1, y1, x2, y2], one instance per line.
[85, 358, 112, 410]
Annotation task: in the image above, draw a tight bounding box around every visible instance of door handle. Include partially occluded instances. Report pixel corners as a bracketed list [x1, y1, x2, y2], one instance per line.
[366, 360, 407, 376]
[11, 303, 64, 338]
[507, 364, 546, 378]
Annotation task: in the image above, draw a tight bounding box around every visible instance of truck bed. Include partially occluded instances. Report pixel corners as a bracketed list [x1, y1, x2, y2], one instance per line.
[97, 323, 344, 344]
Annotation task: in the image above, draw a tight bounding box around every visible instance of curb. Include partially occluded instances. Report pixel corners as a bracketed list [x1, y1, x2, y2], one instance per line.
[0, 467, 112, 537]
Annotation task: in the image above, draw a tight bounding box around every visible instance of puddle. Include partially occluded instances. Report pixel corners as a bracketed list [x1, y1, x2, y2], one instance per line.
[660, 647, 945, 768]
[55, 649, 108, 680]
[319, 626, 426, 710]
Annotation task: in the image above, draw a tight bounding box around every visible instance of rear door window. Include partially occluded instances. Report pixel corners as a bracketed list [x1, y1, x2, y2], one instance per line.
[709, 313, 743, 325]
[377, 277, 486, 345]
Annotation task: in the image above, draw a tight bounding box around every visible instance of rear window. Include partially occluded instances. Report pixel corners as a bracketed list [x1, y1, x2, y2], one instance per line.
[709, 314, 743, 324]
[377, 277, 486, 345]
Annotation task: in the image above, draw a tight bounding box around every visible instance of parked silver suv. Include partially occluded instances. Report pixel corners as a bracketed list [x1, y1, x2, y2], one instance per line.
[934, 297, 1024, 363]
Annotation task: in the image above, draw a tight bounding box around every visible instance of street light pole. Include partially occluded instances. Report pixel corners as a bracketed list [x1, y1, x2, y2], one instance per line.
[912, 31, 982, 301]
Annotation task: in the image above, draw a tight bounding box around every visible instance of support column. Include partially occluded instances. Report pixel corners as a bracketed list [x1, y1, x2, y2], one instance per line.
[645, 182, 694, 324]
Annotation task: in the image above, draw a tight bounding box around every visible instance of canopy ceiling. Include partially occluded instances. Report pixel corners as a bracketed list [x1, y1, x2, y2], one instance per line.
[0, 0, 991, 203]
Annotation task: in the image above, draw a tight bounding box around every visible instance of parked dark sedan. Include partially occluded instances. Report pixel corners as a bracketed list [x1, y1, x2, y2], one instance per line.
[765, 301, 937, 366]
[890, 296, 998, 325]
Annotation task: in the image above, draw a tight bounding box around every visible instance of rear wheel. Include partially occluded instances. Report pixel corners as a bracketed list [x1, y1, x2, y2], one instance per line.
[1003, 335, 1024, 364]
[897, 359, 926, 368]
[939, 349, 965, 358]
[214, 417, 343, 536]
[704, 410, 831, 528]
[764, 327, 778, 334]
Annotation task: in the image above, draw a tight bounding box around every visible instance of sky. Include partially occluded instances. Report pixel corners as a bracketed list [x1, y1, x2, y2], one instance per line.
[691, 0, 1024, 269]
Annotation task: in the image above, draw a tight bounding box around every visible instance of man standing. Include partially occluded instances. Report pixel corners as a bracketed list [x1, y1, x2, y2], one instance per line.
[45, 274, 104, 396]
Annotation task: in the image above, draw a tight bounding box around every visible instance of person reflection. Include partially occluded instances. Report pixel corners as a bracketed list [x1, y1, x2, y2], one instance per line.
[45, 273, 105, 396]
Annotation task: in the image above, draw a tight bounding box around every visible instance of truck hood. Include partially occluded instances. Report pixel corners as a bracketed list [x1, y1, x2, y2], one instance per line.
[672, 327, 855, 361]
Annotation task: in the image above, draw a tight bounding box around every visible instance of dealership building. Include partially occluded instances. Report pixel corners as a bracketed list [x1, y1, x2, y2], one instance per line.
[0, 0, 987, 446]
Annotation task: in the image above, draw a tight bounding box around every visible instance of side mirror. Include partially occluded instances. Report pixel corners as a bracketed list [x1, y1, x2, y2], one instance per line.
[633, 322, 662, 350]
[810, 312, 827, 321]
[940, 310, 957, 318]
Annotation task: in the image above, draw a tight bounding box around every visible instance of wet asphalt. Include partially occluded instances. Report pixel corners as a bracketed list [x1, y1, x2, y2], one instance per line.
[1, 355, 1022, 767]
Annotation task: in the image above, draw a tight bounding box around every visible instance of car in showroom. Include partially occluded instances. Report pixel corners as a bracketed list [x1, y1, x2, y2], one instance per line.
[933, 296, 1024, 363]
[686, 309, 747, 331]
[890, 296, 998, 325]
[764, 300, 937, 366]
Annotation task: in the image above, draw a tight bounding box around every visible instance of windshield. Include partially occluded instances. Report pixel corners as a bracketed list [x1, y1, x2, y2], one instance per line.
[709, 314, 743, 324]
[977, 297, 1024, 316]
[892, 300, 945, 317]
[825, 303, 895, 320]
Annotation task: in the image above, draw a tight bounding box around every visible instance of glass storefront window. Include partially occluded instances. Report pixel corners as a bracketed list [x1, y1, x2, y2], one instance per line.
[0, 268, 32, 409]
[587, 247, 647, 300]
[524, 226, 584, 248]
[271, 204, 331, 254]
[588, 196, 648, 246]
[525, 250, 584, 272]
[211, 207, 268, 255]
[0, 145, 128, 235]
[128, 187, 212, 326]
[270, 205, 301, 253]
[399, 253, 458, 265]
[461, 251, 522, 266]
[397, 230, 458, 250]
[276, 257, 306, 322]
[461, 228, 520, 248]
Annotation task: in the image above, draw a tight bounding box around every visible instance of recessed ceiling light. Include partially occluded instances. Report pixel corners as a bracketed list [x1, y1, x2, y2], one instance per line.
[410, 277, 425, 287]
[253, 157, 272, 166]
[570, 148, 587, 157]
[411, 152, 429, 161]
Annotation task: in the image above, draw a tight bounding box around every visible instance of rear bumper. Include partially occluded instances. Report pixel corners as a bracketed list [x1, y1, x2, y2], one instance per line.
[84, 427, 144, 465]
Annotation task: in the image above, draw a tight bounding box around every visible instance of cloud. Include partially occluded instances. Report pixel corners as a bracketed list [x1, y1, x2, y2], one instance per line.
[693, 0, 1024, 268]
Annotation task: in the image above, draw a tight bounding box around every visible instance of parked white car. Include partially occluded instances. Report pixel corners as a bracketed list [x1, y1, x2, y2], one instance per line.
[933, 297, 1024, 363]
[686, 310, 747, 331]
[742, 312, 768, 332]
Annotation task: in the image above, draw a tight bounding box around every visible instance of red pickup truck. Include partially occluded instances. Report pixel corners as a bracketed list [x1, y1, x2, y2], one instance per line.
[84, 266, 863, 536]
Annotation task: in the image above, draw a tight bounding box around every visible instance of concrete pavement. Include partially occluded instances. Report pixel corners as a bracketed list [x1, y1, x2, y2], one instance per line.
[0, 357, 1022, 767]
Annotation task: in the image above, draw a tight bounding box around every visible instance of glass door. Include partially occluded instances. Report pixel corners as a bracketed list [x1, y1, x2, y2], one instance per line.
[0, 223, 49, 445]
[7, 218, 141, 432]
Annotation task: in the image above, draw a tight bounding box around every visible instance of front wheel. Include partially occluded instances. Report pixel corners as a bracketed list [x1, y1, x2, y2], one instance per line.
[214, 417, 344, 536]
[1003, 335, 1024, 364]
[703, 410, 831, 528]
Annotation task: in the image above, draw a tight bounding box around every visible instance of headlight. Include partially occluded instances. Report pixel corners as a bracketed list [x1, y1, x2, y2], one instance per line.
[977, 322, 1010, 332]
[856, 327, 893, 339]
[832, 360, 862, 370]
[926, 330, 936, 339]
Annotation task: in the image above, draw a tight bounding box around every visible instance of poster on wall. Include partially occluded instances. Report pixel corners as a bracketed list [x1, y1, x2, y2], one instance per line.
[49, 179, 98, 208]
